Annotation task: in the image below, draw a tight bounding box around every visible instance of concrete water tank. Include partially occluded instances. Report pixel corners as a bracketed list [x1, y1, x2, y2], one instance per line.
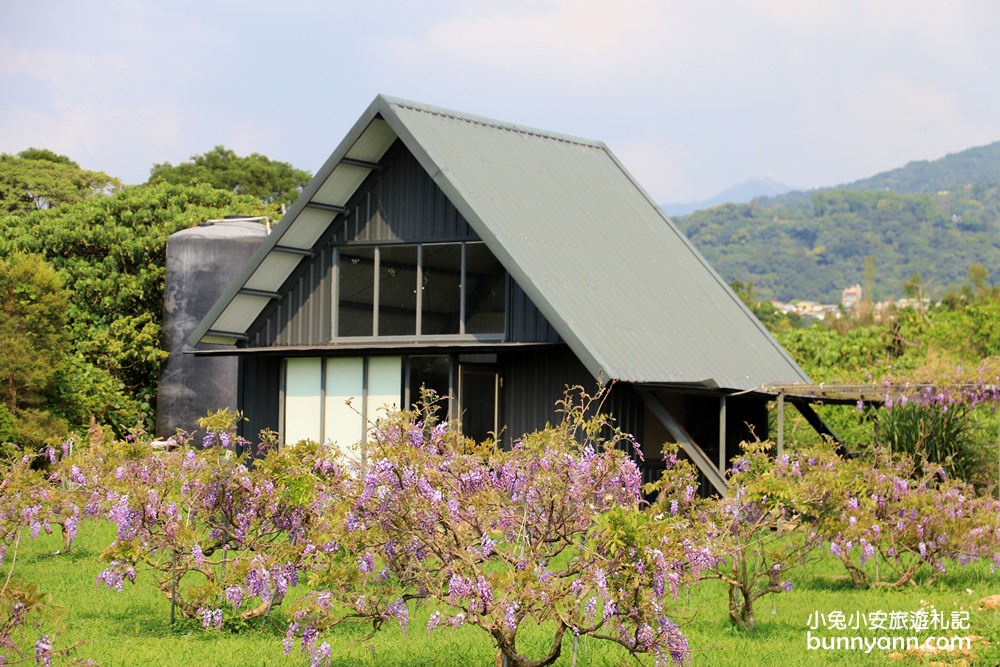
[156, 219, 268, 437]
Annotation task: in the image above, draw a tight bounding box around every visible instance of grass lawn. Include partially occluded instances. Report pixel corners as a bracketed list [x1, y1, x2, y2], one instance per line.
[11, 520, 999, 666]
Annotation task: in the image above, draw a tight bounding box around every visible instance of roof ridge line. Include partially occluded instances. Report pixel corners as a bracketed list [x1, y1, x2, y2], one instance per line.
[391, 100, 603, 149]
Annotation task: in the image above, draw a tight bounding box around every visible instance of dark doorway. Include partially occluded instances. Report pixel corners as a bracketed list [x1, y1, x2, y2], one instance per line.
[408, 355, 452, 423]
[459, 364, 499, 443]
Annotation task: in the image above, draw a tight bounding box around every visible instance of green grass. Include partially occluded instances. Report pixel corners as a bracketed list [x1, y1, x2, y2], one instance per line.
[11, 521, 999, 666]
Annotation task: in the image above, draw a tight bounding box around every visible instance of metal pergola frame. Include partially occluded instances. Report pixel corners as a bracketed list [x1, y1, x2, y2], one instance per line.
[761, 383, 1000, 494]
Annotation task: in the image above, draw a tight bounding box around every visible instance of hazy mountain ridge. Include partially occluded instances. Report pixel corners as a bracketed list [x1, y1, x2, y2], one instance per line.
[669, 141, 1000, 304]
[839, 141, 1000, 195]
[661, 177, 798, 217]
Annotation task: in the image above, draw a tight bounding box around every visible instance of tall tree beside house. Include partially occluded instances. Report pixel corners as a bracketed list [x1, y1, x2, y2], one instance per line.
[0, 181, 272, 434]
[148, 145, 311, 209]
[0, 252, 72, 447]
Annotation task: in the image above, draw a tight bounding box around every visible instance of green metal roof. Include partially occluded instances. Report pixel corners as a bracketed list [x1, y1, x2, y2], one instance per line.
[190, 95, 810, 391]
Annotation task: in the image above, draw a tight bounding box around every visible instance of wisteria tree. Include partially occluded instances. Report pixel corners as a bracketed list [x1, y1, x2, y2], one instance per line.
[84, 417, 347, 625]
[646, 443, 818, 629]
[808, 451, 999, 588]
[0, 443, 83, 665]
[744, 436, 1000, 589]
[289, 390, 715, 667]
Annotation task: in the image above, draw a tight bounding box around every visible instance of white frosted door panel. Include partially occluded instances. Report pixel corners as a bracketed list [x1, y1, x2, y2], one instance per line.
[324, 357, 365, 458]
[366, 356, 402, 429]
[284, 358, 322, 444]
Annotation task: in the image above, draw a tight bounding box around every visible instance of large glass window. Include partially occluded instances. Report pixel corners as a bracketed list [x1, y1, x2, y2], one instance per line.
[338, 247, 375, 336]
[464, 244, 506, 334]
[421, 244, 462, 335]
[408, 355, 451, 422]
[459, 364, 499, 443]
[335, 242, 506, 339]
[324, 357, 364, 454]
[367, 357, 403, 424]
[284, 355, 501, 458]
[378, 245, 418, 336]
[284, 358, 322, 445]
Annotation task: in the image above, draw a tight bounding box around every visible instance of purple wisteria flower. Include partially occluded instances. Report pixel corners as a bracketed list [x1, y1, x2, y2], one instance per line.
[386, 598, 409, 633]
[660, 617, 689, 666]
[200, 607, 223, 630]
[503, 602, 519, 631]
[191, 544, 204, 566]
[283, 622, 299, 655]
[107, 495, 139, 541]
[63, 514, 79, 543]
[244, 557, 271, 598]
[308, 642, 332, 667]
[226, 585, 243, 610]
[97, 560, 136, 592]
[357, 551, 375, 574]
[584, 597, 598, 624]
[480, 533, 497, 557]
[34, 634, 53, 667]
[447, 573, 472, 607]
[70, 465, 87, 486]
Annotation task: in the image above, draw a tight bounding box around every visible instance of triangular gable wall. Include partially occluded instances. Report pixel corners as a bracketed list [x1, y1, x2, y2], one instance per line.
[246, 141, 561, 348]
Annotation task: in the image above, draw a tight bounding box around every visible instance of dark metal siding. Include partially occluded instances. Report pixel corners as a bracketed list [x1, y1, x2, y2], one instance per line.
[502, 347, 587, 441]
[276, 245, 333, 346]
[501, 346, 640, 440]
[509, 282, 561, 343]
[238, 355, 281, 451]
[332, 141, 476, 244]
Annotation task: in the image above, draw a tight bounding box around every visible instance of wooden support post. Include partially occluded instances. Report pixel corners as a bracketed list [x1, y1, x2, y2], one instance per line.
[637, 390, 728, 495]
[718, 396, 727, 473]
[777, 392, 785, 457]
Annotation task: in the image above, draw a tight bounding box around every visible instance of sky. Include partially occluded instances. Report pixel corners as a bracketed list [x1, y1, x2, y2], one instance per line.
[2, 0, 999, 204]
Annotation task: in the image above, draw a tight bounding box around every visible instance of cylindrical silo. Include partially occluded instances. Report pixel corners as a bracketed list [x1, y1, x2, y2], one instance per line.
[156, 219, 268, 437]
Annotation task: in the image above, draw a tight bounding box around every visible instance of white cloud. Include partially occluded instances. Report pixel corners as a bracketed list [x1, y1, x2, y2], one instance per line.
[382, 1, 679, 87]
[2, 0, 999, 198]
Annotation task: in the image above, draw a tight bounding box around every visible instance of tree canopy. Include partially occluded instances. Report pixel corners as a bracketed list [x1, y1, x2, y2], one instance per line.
[843, 140, 1000, 194]
[0, 180, 274, 435]
[675, 140, 1000, 303]
[0, 252, 71, 445]
[0, 149, 121, 215]
[148, 145, 311, 209]
[676, 185, 1000, 303]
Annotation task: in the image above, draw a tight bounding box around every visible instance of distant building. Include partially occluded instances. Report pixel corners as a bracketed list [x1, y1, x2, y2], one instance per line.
[841, 284, 863, 311]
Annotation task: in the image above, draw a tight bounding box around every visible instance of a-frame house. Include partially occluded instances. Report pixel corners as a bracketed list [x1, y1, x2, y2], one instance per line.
[187, 95, 811, 493]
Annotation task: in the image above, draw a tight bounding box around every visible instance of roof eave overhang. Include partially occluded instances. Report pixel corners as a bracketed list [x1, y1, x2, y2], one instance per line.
[187, 97, 400, 348]
[187, 340, 564, 357]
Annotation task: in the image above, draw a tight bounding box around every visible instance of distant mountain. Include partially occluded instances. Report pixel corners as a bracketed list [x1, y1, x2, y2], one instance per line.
[661, 177, 797, 217]
[839, 141, 1000, 195]
[671, 141, 1000, 304]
